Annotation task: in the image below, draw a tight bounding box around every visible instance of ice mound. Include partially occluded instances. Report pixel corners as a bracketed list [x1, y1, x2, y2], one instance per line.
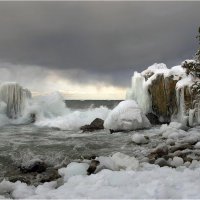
[104, 100, 151, 131]
[0, 82, 31, 118]
[132, 133, 149, 144]
[58, 162, 89, 182]
[95, 152, 139, 173]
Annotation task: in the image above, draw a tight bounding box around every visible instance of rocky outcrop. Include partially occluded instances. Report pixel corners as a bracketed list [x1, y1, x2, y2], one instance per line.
[128, 61, 200, 126]
[80, 118, 104, 132]
[148, 74, 179, 122]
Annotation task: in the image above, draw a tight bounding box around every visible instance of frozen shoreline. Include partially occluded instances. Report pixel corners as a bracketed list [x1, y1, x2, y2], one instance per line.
[0, 125, 200, 199]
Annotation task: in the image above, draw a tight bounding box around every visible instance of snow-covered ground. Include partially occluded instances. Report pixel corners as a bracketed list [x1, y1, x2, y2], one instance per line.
[1, 154, 200, 199]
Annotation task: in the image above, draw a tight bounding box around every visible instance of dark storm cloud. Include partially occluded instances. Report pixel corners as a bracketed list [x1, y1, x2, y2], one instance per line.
[0, 1, 199, 87]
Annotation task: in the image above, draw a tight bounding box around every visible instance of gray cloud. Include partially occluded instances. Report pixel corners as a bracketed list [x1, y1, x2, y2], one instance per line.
[0, 1, 199, 88]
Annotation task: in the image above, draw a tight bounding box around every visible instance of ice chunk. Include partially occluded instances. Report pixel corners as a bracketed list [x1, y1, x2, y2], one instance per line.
[58, 162, 89, 182]
[111, 152, 139, 170]
[104, 100, 151, 131]
[132, 133, 149, 144]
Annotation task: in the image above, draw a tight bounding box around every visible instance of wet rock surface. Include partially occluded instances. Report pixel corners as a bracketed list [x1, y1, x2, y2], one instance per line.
[146, 113, 162, 125]
[20, 159, 47, 173]
[8, 167, 61, 186]
[80, 118, 104, 132]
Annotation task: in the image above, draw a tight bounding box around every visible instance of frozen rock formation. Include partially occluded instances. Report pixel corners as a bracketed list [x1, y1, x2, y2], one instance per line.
[0, 82, 31, 118]
[127, 61, 200, 126]
[104, 100, 151, 131]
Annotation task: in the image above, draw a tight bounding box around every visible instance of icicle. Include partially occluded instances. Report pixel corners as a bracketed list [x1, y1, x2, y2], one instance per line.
[126, 72, 151, 114]
[176, 88, 188, 126]
[189, 109, 195, 127]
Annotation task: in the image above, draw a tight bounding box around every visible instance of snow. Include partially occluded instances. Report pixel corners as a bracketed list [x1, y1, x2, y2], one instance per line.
[176, 75, 194, 90]
[132, 133, 148, 144]
[104, 100, 151, 131]
[2, 161, 200, 199]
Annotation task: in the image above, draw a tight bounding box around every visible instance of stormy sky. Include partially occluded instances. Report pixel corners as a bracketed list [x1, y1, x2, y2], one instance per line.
[0, 1, 199, 99]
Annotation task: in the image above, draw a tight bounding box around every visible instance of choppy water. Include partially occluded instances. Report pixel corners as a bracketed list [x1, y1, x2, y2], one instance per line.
[0, 100, 162, 182]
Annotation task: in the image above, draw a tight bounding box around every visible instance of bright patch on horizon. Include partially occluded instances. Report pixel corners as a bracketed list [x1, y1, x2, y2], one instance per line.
[0, 62, 125, 100]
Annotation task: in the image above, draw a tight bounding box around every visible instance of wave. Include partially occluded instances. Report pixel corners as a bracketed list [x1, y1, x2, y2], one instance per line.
[0, 91, 110, 130]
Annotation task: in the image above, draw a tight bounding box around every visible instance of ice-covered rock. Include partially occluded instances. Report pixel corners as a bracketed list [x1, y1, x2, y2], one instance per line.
[154, 158, 170, 167]
[111, 152, 139, 170]
[126, 61, 200, 126]
[104, 100, 151, 131]
[171, 157, 184, 167]
[0, 82, 31, 118]
[87, 152, 139, 174]
[58, 162, 89, 182]
[132, 133, 149, 144]
[194, 142, 200, 149]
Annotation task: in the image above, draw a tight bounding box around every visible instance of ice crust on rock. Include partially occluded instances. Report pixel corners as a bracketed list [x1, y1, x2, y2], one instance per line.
[104, 100, 151, 131]
[171, 156, 184, 167]
[126, 62, 200, 126]
[0, 82, 31, 118]
[126, 72, 151, 113]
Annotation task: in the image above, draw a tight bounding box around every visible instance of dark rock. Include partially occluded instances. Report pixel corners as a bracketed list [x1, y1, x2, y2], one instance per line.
[183, 156, 193, 163]
[146, 113, 161, 125]
[148, 153, 156, 164]
[9, 176, 31, 185]
[20, 159, 47, 173]
[148, 74, 179, 123]
[37, 168, 61, 183]
[80, 118, 104, 132]
[155, 158, 170, 167]
[9, 167, 61, 186]
[152, 144, 169, 157]
[30, 113, 36, 123]
[87, 160, 100, 175]
[81, 155, 97, 160]
[169, 143, 193, 153]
